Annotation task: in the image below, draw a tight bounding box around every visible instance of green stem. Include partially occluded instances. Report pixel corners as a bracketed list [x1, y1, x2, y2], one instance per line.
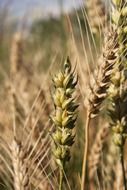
[59, 168, 63, 190]
[120, 146, 127, 190]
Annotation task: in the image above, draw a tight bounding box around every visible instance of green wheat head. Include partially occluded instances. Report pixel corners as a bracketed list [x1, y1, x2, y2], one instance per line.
[51, 57, 78, 169]
[108, 0, 127, 147]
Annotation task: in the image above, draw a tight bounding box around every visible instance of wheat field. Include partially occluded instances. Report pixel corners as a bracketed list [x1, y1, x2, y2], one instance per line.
[0, 0, 127, 190]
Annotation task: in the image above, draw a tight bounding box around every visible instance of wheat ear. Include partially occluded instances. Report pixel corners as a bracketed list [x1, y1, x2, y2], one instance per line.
[81, 29, 118, 190]
[11, 138, 29, 190]
[51, 57, 78, 190]
[10, 32, 23, 76]
[87, 0, 107, 34]
[89, 125, 109, 179]
[107, 1, 127, 189]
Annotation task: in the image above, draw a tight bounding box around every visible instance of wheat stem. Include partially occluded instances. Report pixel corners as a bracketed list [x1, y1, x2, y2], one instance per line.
[81, 111, 91, 190]
[120, 147, 127, 190]
[59, 168, 64, 190]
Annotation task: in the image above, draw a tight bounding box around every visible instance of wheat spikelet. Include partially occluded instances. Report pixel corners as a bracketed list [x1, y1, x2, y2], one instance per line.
[88, 30, 118, 118]
[10, 32, 23, 75]
[89, 125, 109, 179]
[10, 138, 29, 190]
[87, 0, 107, 33]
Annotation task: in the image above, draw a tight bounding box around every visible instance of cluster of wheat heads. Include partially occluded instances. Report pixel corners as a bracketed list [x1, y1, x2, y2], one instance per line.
[80, 0, 127, 189]
[0, 32, 55, 190]
[1, 0, 127, 190]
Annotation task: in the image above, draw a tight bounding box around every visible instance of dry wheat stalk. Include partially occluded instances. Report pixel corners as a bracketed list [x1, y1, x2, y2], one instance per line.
[81, 29, 118, 190]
